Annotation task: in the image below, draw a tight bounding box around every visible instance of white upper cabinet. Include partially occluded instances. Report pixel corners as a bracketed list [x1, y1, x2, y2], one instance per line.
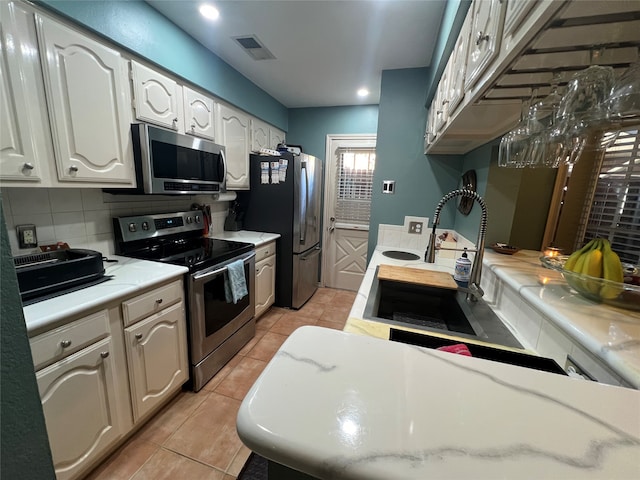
[270, 127, 286, 150]
[216, 103, 251, 190]
[35, 14, 134, 185]
[183, 86, 215, 140]
[502, 0, 537, 40]
[0, 1, 53, 184]
[447, 12, 472, 116]
[251, 117, 270, 152]
[131, 60, 183, 131]
[464, 0, 506, 91]
[434, 59, 452, 133]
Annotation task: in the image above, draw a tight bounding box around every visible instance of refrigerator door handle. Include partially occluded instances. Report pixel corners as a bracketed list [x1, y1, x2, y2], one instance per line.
[300, 162, 309, 244]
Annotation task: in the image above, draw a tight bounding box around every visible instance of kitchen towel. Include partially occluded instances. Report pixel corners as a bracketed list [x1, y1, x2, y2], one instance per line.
[436, 343, 472, 357]
[224, 259, 248, 304]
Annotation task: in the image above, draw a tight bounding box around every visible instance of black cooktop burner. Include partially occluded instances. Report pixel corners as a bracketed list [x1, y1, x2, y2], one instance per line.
[122, 237, 253, 270]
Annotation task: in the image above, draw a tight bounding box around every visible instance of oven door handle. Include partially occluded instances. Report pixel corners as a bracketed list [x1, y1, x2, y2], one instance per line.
[191, 251, 255, 282]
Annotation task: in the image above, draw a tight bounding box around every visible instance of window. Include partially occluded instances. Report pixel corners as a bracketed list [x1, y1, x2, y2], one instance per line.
[582, 128, 640, 264]
[334, 149, 376, 225]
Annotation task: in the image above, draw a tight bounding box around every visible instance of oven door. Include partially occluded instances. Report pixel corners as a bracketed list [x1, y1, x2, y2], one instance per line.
[188, 251, 255, 364]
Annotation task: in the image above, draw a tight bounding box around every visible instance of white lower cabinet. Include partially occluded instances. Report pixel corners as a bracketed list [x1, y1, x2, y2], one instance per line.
[30, 279, 188, 480]
[124, 302, 188, 421]
[255, 241, 276, 319]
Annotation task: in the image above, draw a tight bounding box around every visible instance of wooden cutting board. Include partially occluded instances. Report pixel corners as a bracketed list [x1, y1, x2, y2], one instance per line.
[377, 264, 458, 290]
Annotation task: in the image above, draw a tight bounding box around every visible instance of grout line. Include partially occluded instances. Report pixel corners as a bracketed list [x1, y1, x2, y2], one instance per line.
[157, 445, 229, 476]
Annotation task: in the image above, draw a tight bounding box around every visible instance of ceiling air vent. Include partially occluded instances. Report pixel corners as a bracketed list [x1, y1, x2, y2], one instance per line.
[233, 35, 276, 61]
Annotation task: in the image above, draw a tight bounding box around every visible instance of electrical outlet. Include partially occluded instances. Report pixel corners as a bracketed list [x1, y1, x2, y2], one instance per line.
[16, 224, 38, 248]
[408, 221, 423, 234]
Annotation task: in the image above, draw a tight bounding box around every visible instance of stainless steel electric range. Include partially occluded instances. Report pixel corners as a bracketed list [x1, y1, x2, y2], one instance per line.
[113, 210, 256, 391]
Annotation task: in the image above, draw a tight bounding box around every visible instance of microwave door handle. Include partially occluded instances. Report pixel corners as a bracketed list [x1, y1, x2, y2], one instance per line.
[300, 162, 308, 244]
[219, 150, 227, 185]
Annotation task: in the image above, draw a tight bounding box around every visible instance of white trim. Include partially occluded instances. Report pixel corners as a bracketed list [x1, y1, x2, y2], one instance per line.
[321, 133, 376, 287]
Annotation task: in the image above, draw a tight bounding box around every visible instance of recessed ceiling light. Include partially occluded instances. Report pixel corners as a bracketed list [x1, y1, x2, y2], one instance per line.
[357, 88, 369, 97]
[199, 4, 220, 21]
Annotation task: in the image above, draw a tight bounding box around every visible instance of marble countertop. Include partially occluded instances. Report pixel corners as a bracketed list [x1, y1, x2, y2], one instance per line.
[345, 246, 640, 388]
[209, 230, 280, 247]
[22, 256, 188, 337]
[237, 325, 640, 479]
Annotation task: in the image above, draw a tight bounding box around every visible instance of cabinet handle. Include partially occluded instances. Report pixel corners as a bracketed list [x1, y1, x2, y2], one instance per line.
[22, 162, 34, 170]
[135, 333, 143, 341]
[69, 165, 79, 173]
[100, 351, 110, 359]
[476, 31, 490, 46]
[60, 340, 72, 348]
[155, 298, 163, 304]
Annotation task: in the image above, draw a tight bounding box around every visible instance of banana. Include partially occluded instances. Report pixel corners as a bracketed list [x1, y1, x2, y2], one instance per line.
[600, 239, 625, 299]
[564, 238, 598, 272]
[581, 240, 603, 294]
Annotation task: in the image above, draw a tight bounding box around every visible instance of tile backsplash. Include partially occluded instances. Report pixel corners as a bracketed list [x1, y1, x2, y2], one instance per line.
[1, 188, 230, 256]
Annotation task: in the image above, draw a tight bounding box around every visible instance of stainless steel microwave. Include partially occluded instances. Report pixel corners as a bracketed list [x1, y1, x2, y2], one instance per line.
[130, 123, 226, 195]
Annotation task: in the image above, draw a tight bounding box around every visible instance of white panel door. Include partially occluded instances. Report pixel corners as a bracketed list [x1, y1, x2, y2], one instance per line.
[251, 118, 270, 152]
[37, 338, 122, 480]
[183, 86, 215, 140]
[35, 15, 134, 184]
[216, 103, 251, 190]
[269, 128, 286, 150]
[124, 302, 188, 422]
[327, 227, 369, 291]
[0, 2, 52, 183]
[131, 60, 182, 131]
[464, 0, 505, 90]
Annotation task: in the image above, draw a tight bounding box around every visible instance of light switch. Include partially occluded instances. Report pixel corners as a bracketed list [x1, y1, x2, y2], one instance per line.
[16, 224, 38, 248]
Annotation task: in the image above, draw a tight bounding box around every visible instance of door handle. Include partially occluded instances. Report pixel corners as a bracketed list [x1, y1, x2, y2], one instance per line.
[329, 226, 335, 233]
[300, 162, 309, 244]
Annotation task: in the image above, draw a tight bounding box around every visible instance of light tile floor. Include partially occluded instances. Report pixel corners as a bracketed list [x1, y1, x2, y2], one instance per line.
[86, 287, 356, 480]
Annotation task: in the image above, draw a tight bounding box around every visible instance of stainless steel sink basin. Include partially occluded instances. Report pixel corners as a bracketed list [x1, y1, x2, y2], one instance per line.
[363, 267, 522, 349]
[381, 250, 420, 261]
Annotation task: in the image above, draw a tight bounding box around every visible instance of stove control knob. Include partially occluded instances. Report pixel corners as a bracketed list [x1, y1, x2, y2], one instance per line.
[186, 216, 193, 224]
[142, 222, 150, 231]
[128, 222, 137, 232]
[195, 215, 201, 223]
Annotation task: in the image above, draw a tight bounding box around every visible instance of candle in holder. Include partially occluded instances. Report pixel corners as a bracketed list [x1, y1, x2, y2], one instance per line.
[543, 246, 563, 257]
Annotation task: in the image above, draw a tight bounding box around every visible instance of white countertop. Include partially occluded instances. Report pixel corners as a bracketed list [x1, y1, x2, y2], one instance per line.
[345, 246, 640, 388]
[22, 256, 188, 336]
[237, 325, 640, 479]
[208, 230, 280, 247]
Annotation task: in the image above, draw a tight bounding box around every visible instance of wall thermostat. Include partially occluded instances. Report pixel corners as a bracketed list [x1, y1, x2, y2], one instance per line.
[16, 224, 37, 249]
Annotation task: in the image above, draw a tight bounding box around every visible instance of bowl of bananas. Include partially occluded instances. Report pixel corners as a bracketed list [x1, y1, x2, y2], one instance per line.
[540, 238, 640, 311]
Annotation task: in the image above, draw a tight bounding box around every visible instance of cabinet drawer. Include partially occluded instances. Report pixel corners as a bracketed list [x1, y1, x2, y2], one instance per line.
[122, 280, 183, 327]
[30, 309, 110, 371]
[255, 241, 275, 263]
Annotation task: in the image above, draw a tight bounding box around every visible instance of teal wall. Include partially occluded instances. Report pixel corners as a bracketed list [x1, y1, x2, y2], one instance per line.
[287, 105, 379, 160]
[0, 198, 56, 479]
[424, 0, 472, 106]
[453, 139, 496, 243]
[368, 68, 463, 259]
[37, 0, 288, 130]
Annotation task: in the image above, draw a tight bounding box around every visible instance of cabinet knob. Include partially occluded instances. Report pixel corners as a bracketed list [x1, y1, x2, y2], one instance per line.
[22, 162, 34, 170]
[173, 118, 178, 128]
[100, 351, 110, 359]
[60, 340, 72, 348]
[135, 333, 143, 340]
[191, 123, 196, 132]
[69, 165, 79, 173]
[155, 298, 163, 304]
[476, 31, 490, 46]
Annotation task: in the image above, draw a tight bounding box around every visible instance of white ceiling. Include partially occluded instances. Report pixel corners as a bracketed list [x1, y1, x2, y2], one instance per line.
[145, 0, 447, 108]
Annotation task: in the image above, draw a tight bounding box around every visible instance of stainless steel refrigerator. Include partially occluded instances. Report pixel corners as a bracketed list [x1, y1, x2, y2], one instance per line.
[238, 152, 323, 309]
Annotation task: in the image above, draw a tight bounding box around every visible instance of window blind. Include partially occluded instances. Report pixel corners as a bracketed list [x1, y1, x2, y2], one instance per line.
[335, 149, 376, 225]
[583, 129, 640, 264]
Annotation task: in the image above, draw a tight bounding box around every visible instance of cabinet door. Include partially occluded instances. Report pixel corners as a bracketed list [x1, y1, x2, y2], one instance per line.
[0, 2, 52, 184]
[434, 59, 452, 133]
[35, 15, 134, 185]
[464, 0, 505, 90]
[255, 255, 276, 319]
[131, 60, 183, 131]
[251, 118, 270, 152]
[36, 338, 122, 480]
[503, 0, 537, 39]
[424, 102, 437, 154]
[447, 12, 472, 115]
[183, 86, 215, 140]
[216, 103, 251, 190]
[269, 128, 286, 150]
[124, 302, 188, 422]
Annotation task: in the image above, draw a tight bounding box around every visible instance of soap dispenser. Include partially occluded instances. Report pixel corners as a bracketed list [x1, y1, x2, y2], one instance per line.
[454, 248, 471, 285]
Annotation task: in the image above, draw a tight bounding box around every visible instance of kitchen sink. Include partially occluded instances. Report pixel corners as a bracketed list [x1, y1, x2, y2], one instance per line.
[363, 267, 523, 349]
[381, 250, 421, 261]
